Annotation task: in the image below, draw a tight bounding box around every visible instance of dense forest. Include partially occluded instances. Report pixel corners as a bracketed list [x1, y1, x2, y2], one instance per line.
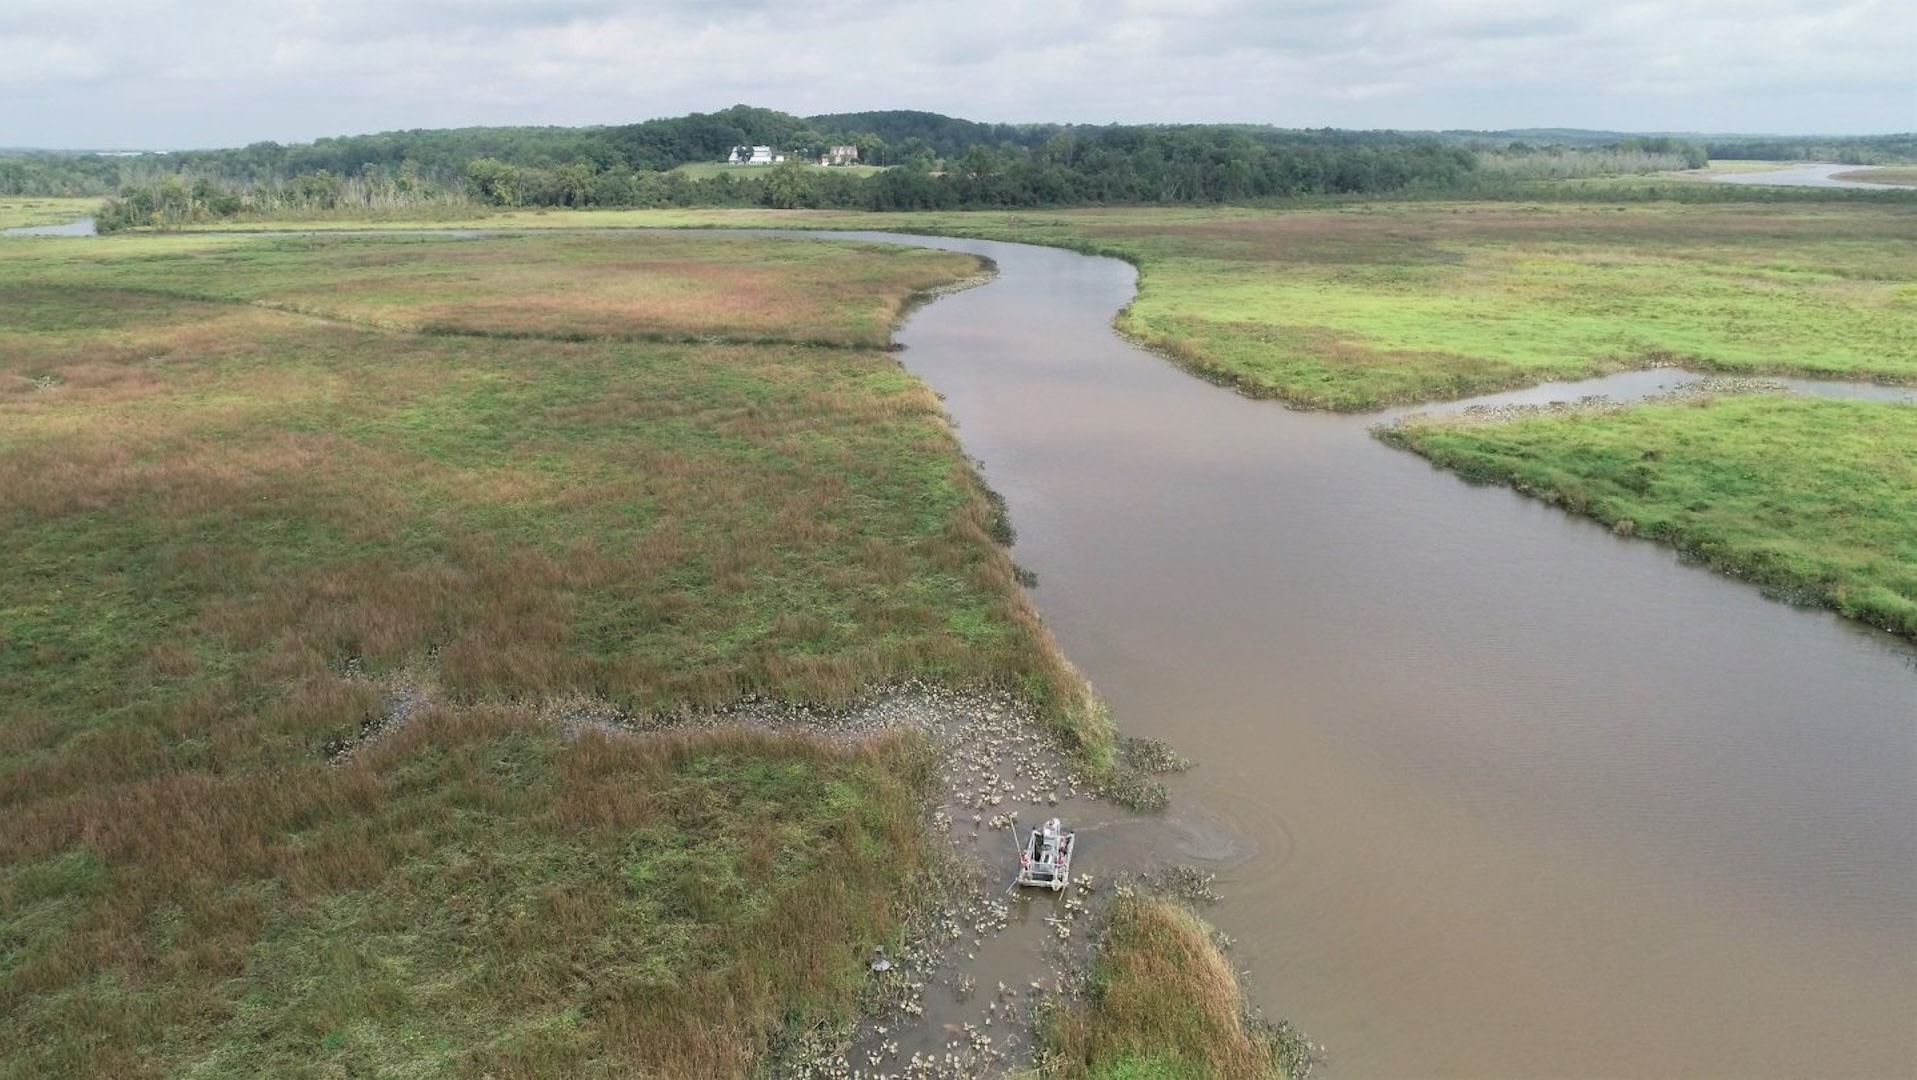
[88, 130, 1483, 230]
[1702, 133, 1917, 165]
[0, 152, 126, 197]
[5, 104, 1905, 231]
[72, 107, 1492, 229]
[1447, 129, 1917, 165]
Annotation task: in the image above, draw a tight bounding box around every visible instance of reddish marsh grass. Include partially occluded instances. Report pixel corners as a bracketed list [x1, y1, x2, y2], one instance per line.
[4, 233, 974, 347]
[0, 233, 1100, 1075]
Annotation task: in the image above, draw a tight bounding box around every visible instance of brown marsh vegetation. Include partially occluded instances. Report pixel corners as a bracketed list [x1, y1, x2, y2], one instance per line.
[0, 232, 1100, 1076]
[3, 232, 973, 346]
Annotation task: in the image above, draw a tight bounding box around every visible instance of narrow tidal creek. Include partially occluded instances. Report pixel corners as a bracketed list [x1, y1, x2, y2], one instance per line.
[833, 231, 1915, 1078]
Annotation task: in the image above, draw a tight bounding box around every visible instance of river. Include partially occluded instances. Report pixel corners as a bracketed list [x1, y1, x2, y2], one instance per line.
[852, 233, 1915, 1078]
[1702, 162, 1914, 190]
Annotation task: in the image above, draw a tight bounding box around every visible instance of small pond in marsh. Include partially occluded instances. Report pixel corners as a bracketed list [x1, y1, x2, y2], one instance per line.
[1, 216, 98, 237]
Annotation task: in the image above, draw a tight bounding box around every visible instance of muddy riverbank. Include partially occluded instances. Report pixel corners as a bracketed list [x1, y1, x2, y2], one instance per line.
[559, 682, 1270, 1078]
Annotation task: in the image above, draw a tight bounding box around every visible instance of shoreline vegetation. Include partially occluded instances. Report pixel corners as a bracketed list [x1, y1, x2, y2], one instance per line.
[5, 229, 1260, 1077]
[1835, 165, 1917, 186]
[1376, 393, 1917, 639]
[18, 199, 1912, 610]
[1040, 893, 1309, 1080]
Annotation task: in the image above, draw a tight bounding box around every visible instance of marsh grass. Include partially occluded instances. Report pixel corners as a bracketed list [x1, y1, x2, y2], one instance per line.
[1042, 894, 1292, 1080]
[1008, 203, 1917, 410]
[228, 202, 1917, 412]
[0, 232, 1103, 1076]
[2, 712, 943, 1078]
[607, 203, 1917, 411]
[1377, 395, 1917, 637]
[1834, 166, 1917, 187]
[0, 232, 963, 347]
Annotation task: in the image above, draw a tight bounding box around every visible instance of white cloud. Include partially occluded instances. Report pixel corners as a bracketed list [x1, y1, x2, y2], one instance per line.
[0, 35, 109, 88]
[3, 0, 1910, 148]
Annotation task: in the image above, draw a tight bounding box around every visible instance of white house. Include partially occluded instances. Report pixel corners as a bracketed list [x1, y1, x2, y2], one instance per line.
[727, 146, 784, 165]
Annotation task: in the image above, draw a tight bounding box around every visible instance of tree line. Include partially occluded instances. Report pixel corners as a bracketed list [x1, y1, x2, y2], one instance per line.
[14, 107, 1915, 206]
[1702, 133, 1917, 166]
[35, 105, 1911, 231]
[89, 125, 1485, 229]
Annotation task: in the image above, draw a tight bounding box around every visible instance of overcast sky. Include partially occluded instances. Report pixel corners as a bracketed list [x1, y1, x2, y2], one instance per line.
[4, 0, 1912, 149]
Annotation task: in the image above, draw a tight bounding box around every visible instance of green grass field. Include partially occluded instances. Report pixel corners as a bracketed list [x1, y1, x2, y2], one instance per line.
[1377, 395, 1917, 638]
[0, 231, 1104, 1076]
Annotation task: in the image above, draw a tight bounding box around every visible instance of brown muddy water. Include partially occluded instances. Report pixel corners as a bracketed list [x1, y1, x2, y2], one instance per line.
[818, 232, 1916, 1078]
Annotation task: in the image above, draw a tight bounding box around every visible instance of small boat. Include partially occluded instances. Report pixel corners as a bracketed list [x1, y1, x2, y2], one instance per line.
[1015, 817, 1075, 891]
